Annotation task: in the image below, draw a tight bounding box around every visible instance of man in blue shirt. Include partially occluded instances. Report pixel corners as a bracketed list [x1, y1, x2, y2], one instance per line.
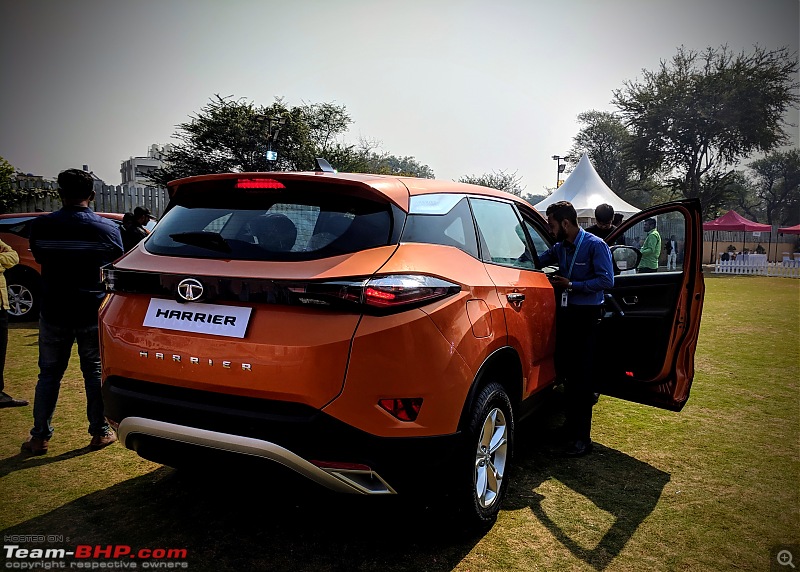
[22, 169, 123, 455]
[539, 201, 614, 456]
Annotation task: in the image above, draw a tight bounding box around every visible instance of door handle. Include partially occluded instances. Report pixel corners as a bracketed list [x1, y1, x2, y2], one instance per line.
[622, 296, 638, 305]
[507, 293, 525, 303]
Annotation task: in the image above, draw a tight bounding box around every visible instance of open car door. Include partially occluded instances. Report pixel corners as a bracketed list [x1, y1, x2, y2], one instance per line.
[596, 199, 705, 411]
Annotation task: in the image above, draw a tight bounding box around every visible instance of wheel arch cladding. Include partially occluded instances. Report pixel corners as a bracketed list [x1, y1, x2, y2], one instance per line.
[457, 346, 522, 433]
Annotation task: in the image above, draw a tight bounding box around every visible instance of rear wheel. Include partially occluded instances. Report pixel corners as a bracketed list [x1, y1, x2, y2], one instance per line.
[6, 275, 38, 322]
[456, 382, 514, 527]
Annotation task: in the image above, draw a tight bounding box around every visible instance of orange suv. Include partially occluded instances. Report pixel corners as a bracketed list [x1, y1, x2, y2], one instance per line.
[99, 169, 704, 525]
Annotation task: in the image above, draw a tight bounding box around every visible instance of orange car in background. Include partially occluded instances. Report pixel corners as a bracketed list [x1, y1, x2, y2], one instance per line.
[99, 168, 704, 526]
[0, 212, 138, 321]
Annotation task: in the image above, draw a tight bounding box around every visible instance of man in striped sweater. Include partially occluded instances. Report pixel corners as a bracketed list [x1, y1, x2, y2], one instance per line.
[22, 169, 123, 455]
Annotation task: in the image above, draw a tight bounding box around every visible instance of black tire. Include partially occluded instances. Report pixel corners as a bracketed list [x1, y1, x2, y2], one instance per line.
[6, 272, 39, 322]
[454, 381, 514, 528]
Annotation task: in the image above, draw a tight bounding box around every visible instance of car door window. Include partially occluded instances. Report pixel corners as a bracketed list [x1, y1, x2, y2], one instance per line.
[523, 220, 550, 258]
[597, 199, 705, 412]
[615, 212, 686, 273]
[470, 198, 534, 270]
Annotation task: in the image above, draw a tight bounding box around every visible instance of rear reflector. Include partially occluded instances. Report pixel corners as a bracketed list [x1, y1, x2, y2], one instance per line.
[379, 398, 423, 422]
[235, 178, 285, 189]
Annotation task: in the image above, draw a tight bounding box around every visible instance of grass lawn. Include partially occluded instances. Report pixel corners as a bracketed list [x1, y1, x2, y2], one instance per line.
[1, 275, 798, 571]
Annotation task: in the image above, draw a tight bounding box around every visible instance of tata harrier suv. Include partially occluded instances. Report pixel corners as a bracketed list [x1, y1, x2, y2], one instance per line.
[100, 169, 705, 525]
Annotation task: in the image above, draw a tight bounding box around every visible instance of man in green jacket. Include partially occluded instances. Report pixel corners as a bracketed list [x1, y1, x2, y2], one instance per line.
[638, 218, 661, 273]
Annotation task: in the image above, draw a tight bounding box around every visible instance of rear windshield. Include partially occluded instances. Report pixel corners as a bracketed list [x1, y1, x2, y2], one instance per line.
[145, 181, 394, 261]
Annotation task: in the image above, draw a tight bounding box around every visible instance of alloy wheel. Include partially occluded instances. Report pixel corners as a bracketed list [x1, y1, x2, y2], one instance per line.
[7, 284, 34, 318]
[474, 407, 508, 509]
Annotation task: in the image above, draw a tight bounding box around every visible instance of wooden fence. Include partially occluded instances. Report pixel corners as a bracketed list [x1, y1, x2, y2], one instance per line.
[9, 180, 168, 217]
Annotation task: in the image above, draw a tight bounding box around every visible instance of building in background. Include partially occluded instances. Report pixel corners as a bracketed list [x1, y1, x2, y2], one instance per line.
[120, 144, 172, 187]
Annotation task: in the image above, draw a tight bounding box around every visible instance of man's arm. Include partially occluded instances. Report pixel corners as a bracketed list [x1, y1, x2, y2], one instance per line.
[538, 244, 558, 267]
[106, 225, 124, 261]
[0, 240, 19, 271]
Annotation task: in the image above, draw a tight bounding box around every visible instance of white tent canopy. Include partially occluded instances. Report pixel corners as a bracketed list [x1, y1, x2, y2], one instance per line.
[534, 153, 640, 220]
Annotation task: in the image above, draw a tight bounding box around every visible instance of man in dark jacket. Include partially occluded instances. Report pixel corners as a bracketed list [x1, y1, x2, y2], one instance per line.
[120, 212, 147, 252]
[22, 169, 123, 455]
[585, 204, 616, 240]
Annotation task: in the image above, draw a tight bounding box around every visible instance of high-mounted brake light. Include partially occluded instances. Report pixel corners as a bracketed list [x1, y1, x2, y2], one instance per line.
[235, 178, 285, 189]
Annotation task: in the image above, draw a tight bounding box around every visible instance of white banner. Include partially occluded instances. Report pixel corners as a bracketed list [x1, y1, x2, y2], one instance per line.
[143, 299, 252, 338]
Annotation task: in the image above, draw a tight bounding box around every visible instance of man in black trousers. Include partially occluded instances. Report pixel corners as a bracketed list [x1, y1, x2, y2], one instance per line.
[539, 201, 614, 456]
[22, 169, 123, 454]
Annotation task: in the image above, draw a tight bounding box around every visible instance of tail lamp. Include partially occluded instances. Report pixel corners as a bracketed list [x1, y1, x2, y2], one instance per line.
[297, 274, 460, 312]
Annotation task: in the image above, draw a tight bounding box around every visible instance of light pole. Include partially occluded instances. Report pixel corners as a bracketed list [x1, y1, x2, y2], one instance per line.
[263, 115, 286, 167]
[551, 155, 567, 188]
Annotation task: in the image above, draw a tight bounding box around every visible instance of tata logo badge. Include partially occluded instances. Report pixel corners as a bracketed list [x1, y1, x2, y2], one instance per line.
[177, 278, 204, 302]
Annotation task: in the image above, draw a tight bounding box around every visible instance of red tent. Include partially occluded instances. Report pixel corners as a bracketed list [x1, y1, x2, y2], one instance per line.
[703, 211, 772, 263]
[778, 224, 800, 235]
[702, 210, 772, 232]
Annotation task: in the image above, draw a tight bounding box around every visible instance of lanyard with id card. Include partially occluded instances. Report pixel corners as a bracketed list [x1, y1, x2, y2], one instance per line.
[561, 230, 585, 308]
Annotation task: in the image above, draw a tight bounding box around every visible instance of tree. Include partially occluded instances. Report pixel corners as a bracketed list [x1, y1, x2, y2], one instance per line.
[567, 110, 660, 208]
[149, 96, 432, 187]
[568, 111, 633, 193]
[744, 149, 800, 226]
[521, 193, 547, 205]
[613, 45, 800, 218]
[363, 153, 434, 178]
[334, 139, 434, 178]
[458, 170, 525, 196]
[149, 96, 348, 186]
[0, 156, 60, 214]
[0, 156, 15, 213]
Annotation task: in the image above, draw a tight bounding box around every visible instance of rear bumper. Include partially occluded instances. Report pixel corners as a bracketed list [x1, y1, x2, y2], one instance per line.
[103, 376, 462, 494]
[118, 417, 396, 494]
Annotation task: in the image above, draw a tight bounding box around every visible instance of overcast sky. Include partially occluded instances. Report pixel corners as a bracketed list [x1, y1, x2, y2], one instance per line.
[0, 0, 797, 194]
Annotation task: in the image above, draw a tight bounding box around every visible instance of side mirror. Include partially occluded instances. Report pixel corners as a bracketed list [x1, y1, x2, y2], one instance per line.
[610, 245, 641, 275]
[543, 264, 560, 277]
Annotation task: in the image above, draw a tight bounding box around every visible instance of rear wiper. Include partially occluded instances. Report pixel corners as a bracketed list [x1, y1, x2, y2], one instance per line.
[169, 231, 232, 253]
